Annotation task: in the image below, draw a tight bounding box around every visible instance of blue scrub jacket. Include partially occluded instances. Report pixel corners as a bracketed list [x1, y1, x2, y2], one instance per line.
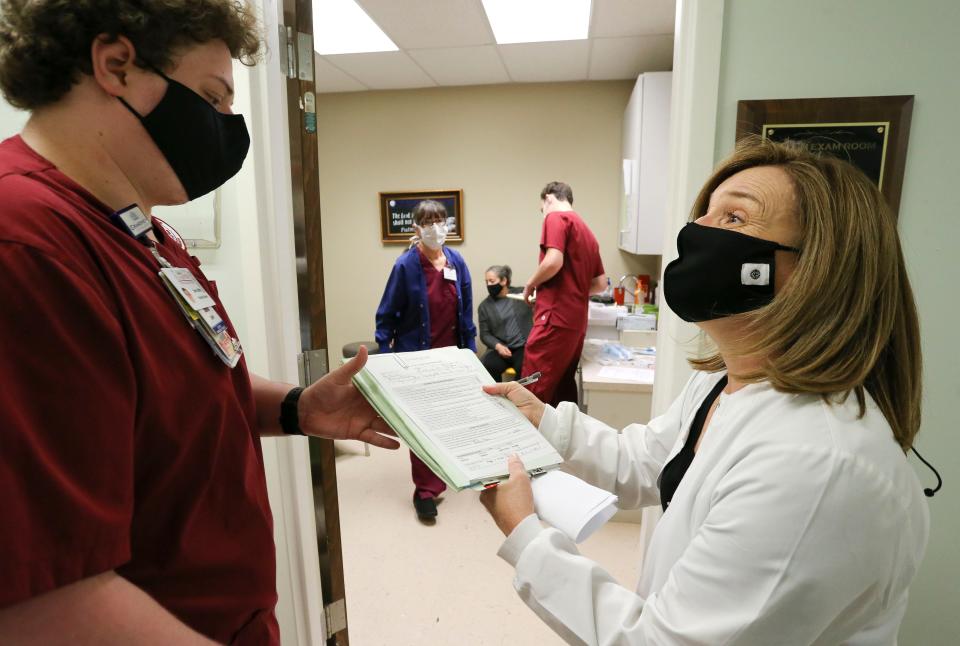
[375, 246, 477, 354]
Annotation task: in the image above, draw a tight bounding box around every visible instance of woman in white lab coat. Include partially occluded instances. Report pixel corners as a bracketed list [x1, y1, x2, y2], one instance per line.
[480, 138, 929, 645]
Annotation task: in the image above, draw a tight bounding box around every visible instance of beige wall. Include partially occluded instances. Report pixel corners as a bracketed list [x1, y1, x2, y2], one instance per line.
[317, 81, 659, 359]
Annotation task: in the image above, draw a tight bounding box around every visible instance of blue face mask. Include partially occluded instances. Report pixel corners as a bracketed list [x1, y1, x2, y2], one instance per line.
[119, 67, 250, 200]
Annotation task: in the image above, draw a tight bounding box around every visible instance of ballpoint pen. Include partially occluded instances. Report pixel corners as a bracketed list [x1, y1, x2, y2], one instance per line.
[515, 371, 541, 386]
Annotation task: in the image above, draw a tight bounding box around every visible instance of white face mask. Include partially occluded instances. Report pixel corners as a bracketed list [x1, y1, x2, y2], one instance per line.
[418, 223, 448, 249]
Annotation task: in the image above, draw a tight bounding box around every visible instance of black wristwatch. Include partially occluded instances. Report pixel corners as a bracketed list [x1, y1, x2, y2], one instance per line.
[279, 387, 305, 435]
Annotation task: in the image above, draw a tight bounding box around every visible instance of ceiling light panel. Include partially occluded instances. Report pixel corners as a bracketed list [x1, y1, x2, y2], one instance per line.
[313, 0, 398, 55]
[481, 0, 592, 45]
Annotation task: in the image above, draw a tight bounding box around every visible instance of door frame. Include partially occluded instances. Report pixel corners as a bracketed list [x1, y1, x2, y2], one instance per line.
[641, 0, 725, 571]
[279, 1, 351, 644]
[245, 0, 345, 643]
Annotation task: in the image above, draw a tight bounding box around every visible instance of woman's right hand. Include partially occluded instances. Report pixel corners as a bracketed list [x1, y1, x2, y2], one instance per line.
[483, 382, 546, 428]
[495, 343, 512, 358]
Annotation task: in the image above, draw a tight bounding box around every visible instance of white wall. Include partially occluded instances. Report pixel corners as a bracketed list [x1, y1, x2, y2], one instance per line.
[0, 97, 27, 138]
[714, 1, 960, 641]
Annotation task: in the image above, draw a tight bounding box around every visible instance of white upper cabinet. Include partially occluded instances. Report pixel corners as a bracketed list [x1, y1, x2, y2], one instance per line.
[619, 72, 672, 256]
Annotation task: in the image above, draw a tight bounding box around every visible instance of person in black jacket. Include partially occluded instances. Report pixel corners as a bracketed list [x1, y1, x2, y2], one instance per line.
[478, 265, 533, 381]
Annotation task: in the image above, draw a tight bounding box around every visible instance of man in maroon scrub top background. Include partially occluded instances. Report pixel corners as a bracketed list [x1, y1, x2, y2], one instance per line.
[0, 2, 398, 644]
[521, 182, 607, 407]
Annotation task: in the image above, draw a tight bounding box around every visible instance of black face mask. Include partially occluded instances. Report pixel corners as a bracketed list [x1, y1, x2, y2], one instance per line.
[119, 67, 250, 200]
[663, 222, 800, 322]
[487, 284, 503, 298]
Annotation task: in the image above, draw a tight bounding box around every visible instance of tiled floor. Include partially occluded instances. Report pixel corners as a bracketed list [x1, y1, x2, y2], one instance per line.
[334, 443, 644, 645]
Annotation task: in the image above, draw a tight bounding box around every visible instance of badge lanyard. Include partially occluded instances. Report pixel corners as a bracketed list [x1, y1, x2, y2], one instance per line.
[112, 205, 242, 368]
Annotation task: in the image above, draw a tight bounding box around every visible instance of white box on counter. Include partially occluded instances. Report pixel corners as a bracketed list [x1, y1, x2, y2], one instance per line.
[617, 313, 657, 331]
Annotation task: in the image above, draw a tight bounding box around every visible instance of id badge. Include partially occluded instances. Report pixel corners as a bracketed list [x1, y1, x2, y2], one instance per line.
[158, 269, 242, 368]
[198, 306, 228, 335]
[195, 305, 242, 367]
[114, 204, 153, 239]
[443, 266, 457, 282]
[159, 268, 217, 310]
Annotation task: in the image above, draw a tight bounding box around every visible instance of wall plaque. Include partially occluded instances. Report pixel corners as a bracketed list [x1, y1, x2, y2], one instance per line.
[736, 96, 913, 215]
[379, 189, 464, 245]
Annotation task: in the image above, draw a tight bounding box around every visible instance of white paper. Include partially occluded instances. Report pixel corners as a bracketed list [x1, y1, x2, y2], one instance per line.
[596, 366, 656, 383]
[362, 348, 561, 482]
[532, 470, 619, 543]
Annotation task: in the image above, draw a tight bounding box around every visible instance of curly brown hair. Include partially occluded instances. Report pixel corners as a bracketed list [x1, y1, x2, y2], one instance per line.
[0, 0, 262, 110]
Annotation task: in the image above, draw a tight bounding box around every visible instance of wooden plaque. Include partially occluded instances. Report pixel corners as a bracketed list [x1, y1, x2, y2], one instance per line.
[379, 189, 464, 245]
[736, 96, 913, 215]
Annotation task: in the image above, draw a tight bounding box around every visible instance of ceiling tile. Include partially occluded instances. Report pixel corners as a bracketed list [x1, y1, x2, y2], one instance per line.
[357, 0, 494, 49]
[407, 45, 509, 86]
[314, 54, 369, 92]
[588, 34, 674, 80]
[499, 40, 591, 83]
[323, 51, 438, 90]
[591, 0, 676, 38]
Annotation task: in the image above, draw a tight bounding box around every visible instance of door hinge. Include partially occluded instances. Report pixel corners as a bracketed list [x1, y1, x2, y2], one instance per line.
[324, 598, 347, 639]
[297, 31, 315, 82]
[279, 25, 297, 79]
[298, 348, 329, 387]
[278, 26, 315, 83]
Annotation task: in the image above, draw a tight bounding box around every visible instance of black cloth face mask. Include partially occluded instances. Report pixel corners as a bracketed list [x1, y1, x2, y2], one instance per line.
[487, 284, 503, 298]
[663, 222, 801, 322]
[119, 67, 250, 200]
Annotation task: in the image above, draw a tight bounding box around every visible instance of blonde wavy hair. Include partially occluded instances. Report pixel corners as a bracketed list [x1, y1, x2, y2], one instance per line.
[689, 137, 922, 450]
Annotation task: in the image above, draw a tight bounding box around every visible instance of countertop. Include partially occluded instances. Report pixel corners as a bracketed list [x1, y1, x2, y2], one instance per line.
[581, 358, 654, 393]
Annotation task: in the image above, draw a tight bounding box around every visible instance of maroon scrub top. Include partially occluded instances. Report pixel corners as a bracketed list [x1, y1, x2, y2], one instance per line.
[535, 210, 605, 331]
[419, 248, 458, 348]
[0, 136, 278, 645]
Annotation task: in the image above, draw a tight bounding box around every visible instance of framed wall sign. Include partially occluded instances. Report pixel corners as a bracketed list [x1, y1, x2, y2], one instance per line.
[379, 189, 464, 244]
[736, 96, 914, 215]
[152, 189, 221, 248]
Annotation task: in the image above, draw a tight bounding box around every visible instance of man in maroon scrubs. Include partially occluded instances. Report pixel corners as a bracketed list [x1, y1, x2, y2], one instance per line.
[0, 2, 397, 644]
[521, 182, 607, 407]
